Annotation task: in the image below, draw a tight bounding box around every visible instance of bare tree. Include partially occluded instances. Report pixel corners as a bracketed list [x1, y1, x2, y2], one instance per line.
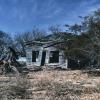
[14, 28, 46, 57]
[0, 31, 12, 58]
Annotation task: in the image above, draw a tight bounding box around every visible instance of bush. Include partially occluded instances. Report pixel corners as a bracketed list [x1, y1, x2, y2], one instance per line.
[0, 77, 31, 99]
[9, 78, 31, 99]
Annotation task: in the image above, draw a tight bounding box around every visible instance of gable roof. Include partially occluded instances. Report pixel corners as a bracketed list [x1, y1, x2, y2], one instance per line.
[24, 32, 75, 48]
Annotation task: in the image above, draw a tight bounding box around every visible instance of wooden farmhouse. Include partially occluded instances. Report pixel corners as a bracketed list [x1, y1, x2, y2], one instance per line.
[25, 33, 68, 70]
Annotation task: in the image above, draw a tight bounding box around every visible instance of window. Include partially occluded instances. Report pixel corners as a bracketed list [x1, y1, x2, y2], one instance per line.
[49, 51, 59, 63]
[32, 51, 39, 62]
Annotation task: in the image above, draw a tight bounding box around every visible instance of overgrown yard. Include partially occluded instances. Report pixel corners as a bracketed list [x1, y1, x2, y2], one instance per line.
[27, 69, 100, 100]
[1, 69, 100, 100]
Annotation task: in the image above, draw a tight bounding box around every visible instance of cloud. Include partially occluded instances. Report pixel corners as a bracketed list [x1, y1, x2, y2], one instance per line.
[44, 8, 63, 18]
[0, 0, 100, 33]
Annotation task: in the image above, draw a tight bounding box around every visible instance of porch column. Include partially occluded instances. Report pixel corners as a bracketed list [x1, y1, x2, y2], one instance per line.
[45, 50, 50, 65]
[37, 47, 43, 66]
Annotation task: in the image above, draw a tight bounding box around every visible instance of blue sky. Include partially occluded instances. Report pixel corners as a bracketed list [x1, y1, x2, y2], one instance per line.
[0, 0, 100, 34]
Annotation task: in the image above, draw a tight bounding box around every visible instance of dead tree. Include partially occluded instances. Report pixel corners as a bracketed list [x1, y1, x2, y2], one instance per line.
[0, 47, 20, 77]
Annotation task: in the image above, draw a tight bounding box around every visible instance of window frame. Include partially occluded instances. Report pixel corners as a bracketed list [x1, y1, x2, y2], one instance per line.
[32, 51, 39, 62]
[49, 51, 59, 63]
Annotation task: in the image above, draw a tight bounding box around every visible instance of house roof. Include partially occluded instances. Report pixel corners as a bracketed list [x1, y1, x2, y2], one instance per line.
[24, 32, 75, 48]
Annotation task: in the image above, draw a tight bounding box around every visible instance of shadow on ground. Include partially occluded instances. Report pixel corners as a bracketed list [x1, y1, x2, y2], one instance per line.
[82, 69, 100, 77]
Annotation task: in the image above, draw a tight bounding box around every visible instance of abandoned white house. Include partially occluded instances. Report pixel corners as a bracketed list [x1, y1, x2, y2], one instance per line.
[25, 34, 68, 69]
[24, 33, 90, 70]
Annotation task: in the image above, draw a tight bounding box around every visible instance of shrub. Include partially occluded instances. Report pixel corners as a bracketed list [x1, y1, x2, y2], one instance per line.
[0, 77, 31, 99]
[9, 78, 31, 99]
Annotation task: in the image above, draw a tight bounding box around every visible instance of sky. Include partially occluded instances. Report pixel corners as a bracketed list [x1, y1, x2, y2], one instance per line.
[0, 0, 100, 35]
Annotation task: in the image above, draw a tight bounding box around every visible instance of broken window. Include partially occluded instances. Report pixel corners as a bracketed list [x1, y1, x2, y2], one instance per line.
[49, 51, 59, 63]
[32, 51, 39, 62]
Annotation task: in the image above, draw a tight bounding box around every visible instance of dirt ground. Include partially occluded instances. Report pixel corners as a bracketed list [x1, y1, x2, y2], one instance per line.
[0, 69, 100, 100]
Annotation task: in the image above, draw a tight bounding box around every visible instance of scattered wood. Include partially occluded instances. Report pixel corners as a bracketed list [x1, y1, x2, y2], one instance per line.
[0, 47, 20, 77]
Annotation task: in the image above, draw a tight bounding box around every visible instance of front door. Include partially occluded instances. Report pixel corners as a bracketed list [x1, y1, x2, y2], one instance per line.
[41, 51, 46, 66]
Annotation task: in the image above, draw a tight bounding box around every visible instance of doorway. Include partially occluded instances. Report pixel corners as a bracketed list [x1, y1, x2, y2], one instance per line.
[49, 51, 59, 63]
[41, 51, 46, 66]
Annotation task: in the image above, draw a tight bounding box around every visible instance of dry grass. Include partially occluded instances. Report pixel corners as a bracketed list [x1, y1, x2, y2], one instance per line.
[0, 76, 31, 99]
[27, 69, 100, 100]
[1, 69, 100, 100]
